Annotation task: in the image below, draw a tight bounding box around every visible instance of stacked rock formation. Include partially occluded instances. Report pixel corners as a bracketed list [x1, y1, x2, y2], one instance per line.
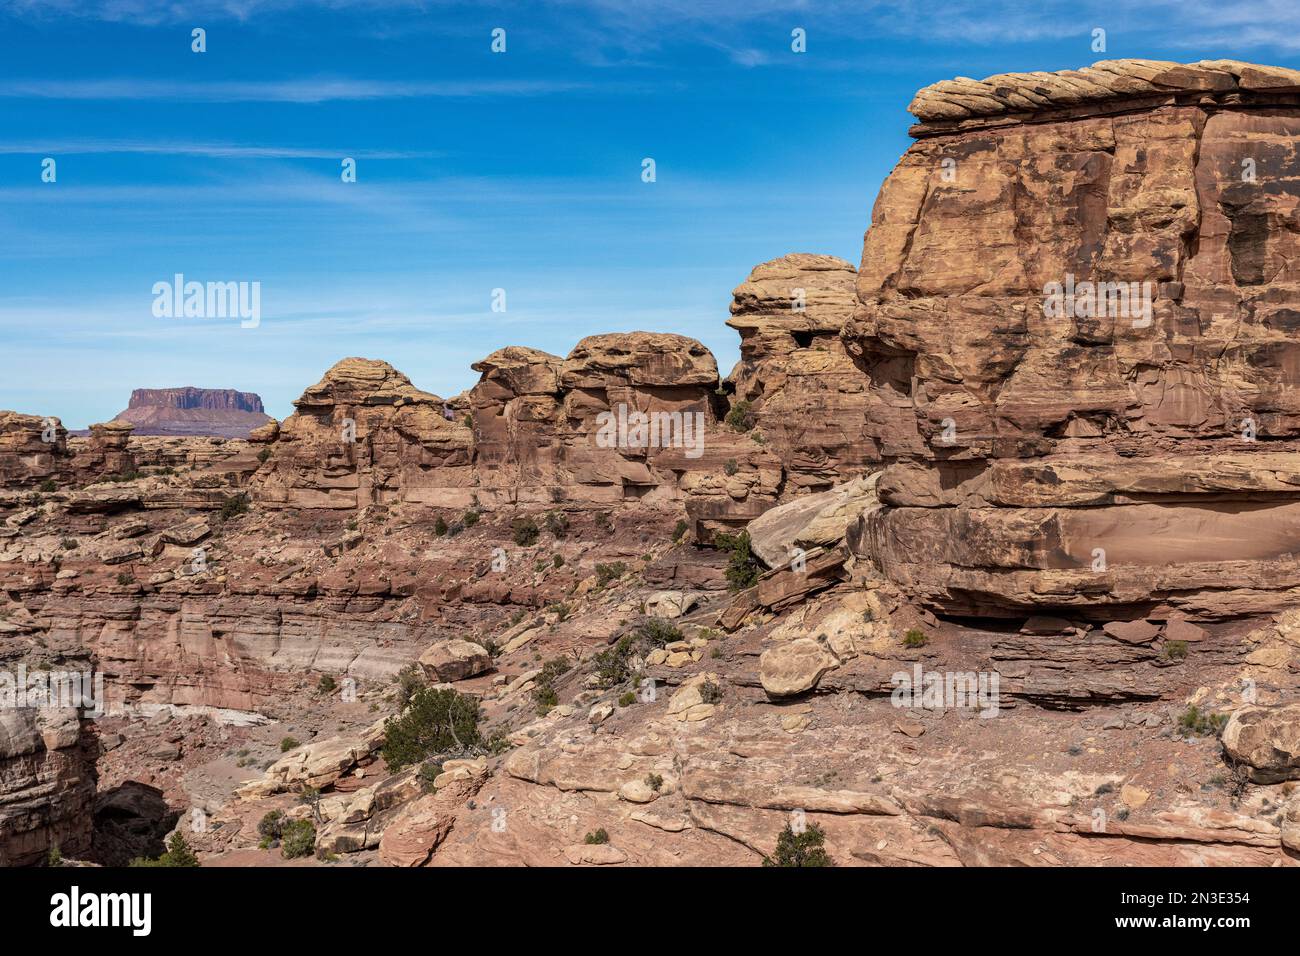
[250, 337, 780, 527]
[470, 333, 726, 505]
[254, 358, 473, 509]
[847, 58, 1300, 619]
[0, 413, 137, 488]
[114, 387, 272, 439]
[0, 412, 68, 487]
[726, 254, 915, 491]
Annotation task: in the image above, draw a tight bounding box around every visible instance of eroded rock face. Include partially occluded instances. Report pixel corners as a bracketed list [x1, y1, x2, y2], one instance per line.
[11, 57, 1300, 871]
[846, 58, 1300, 618]
[253, 358, 473, 510]
[727, 255, 889, 491]
[0, 709, 95, 866]
[466, 332, 784, 523]
[0, 412, 69, 487]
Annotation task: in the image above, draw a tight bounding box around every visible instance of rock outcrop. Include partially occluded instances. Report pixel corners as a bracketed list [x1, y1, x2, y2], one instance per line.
[470, 333, 738, 508]
[0, 412, 69, 488]
[907, 59, 1300, 133]
[0, 709, 95, 866]
[253, 358, 473, 510]
[847, 57, 1300, 619]
[727, 254, 889, 491]
[114, 387, 272, 439]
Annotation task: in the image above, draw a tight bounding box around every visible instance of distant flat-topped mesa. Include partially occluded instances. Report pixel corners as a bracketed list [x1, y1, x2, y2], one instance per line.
[908, 59, 1300, 134]
[113, 386, 271, 439]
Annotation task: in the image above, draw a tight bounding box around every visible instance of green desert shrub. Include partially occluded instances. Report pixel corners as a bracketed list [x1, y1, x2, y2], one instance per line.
[636, 617, 682, 648]
[381, 687, 481, 771]
[280, 819, 316, 859]
[219, 493, 250, 520]
[257, 810, 285, 843]
[393, 663, 424, 708]
[763, 823, 831, 867]
[544, 511, 569, 538]
[725, 400, 756, 432]
[714, 531, 760, 591]
[1179, 704, 1228, 738]
[532, 657, 570, 716]
[595, 561, 627, 587]
[595, 636, 638, 689]
[512, 517, 540, 546]
[130, 832, 200, 868]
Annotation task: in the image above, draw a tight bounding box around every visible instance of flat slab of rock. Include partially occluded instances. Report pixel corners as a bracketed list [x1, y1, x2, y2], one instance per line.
[1103, 620, 1160, 645]
[563, 843, 628, 865]
[1162, 618, 1207, 643]
[160, 518, 211, 546]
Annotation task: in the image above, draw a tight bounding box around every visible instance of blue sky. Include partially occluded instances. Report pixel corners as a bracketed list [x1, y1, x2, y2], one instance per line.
[3, 0, 1299, 427]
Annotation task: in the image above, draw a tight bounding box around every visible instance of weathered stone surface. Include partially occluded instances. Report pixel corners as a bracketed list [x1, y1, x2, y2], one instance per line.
[418, 639, 492, 683]
[253, 357, 473, 510]
[746, 474, 879, 567]
[0, 411, 70, 487]
[726, 255, 883, 491]
[1222, 704, 1300, 782]
[843, 61, 1300, 619]
[0, 709, 95, 866]
[907, 59, 1297, 130]
[759, 638, 838, 697]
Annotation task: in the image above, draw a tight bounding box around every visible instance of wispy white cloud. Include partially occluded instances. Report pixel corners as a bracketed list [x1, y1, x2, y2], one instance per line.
[11, 0, 1300, 66]
[0, 139, 438, 158]
[0, 77, 587, 102]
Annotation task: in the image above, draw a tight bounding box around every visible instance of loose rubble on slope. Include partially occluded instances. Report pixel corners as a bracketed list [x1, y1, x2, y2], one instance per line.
[4, 58, 1300, 867]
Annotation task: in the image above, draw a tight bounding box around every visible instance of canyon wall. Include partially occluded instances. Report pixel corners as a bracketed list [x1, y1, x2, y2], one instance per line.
[848, 58, 1300, 619]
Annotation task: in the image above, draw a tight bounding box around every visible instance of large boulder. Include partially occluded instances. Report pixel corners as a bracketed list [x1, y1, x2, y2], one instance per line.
[418, 639, 492, 683]
[1221, 703, 1300, 782]
[746, 473, 880, 567]
[759, 638, 838, 698]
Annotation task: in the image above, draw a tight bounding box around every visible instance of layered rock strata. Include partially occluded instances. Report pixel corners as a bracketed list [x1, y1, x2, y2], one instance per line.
[114, 387, 272, 439]
[848, 57, 1300, 618]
